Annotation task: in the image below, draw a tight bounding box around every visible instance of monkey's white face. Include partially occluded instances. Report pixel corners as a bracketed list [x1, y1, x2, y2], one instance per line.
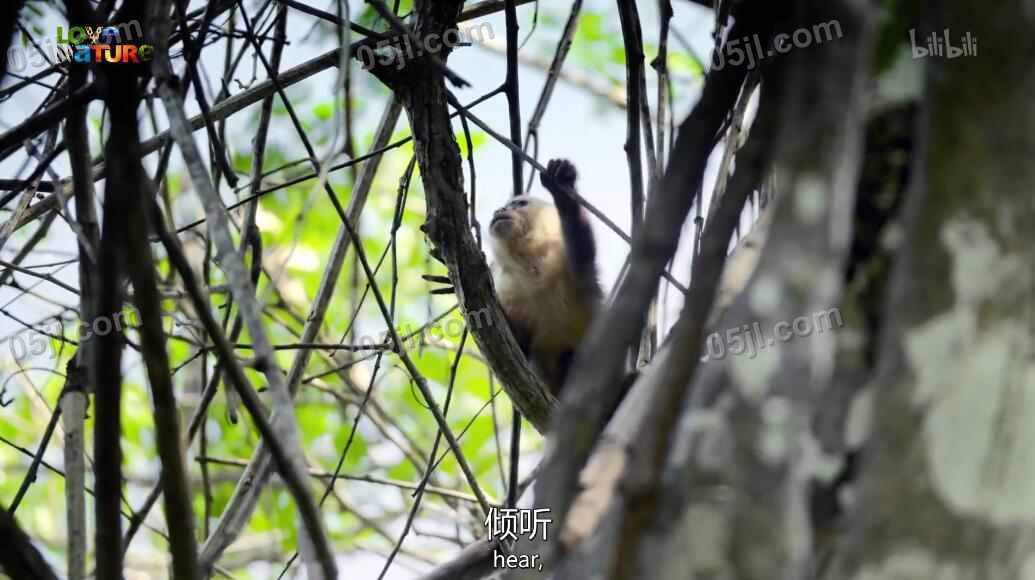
[488, 195, 563, 273]
[489, 195, 551, 241]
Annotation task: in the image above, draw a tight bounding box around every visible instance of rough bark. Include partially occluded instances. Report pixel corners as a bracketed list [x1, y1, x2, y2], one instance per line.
[635, 2, 874, 578]
[824, 1, 1035, 578]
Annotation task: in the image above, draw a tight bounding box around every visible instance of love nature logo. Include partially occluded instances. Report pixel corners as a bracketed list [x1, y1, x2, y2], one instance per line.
[55, 20, 154, 64]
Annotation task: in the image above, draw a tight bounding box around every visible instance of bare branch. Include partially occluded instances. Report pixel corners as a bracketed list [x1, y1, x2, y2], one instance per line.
[520, 0, 586, 190]
[61, 386, 88, 580]
[418, 539, 498, 580]
[92, 4, 153, 568]
[616, 0, 647, 234]
[503, 0, 524, 196]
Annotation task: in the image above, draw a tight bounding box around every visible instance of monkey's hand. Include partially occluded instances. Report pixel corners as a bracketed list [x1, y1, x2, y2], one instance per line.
[540, 159, 578, 208]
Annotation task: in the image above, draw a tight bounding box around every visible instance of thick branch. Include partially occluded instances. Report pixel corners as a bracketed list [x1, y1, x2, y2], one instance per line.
[0, 504, 59, 580]
[92, 7, 153, 568]
[125, 145, 200, 579]
[375, 0, 555, 432]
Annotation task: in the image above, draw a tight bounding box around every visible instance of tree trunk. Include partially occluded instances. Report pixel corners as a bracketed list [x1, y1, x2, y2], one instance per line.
[825, 0, 1035, 577]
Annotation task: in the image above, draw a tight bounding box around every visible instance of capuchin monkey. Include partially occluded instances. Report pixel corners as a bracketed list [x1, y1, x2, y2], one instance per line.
[485, 158, 771, 396]
[488, 159, 603, 396]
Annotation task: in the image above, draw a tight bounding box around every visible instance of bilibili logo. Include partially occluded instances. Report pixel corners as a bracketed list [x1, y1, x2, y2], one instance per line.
[55, 20, 153, 63]
[909, 28, 978, 59]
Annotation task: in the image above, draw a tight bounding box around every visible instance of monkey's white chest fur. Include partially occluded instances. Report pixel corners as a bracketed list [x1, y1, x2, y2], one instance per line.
[491, 239, 593, 353]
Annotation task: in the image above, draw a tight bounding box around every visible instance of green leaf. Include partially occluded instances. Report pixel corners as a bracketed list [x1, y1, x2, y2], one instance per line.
[313, 101, 335, 122]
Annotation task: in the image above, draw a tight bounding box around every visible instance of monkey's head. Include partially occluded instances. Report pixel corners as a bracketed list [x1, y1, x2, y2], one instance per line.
[489, 195, 559, 250]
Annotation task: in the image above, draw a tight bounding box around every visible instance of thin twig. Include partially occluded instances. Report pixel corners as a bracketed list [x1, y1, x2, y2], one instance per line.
[8, 392, 63, 513]
[503, 0, 524, 195]
[377, 330, 471, 579]
[616, 0, 647, 235]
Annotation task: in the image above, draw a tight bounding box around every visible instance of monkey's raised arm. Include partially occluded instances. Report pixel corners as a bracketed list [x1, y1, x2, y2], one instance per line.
[540, 159, 598, 291]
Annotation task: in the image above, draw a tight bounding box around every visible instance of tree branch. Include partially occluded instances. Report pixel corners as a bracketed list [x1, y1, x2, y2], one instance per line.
[124, 134, 201, 580]
[0, 503, 59, 580]
[616, 0, 646, 234]
[503, 0, 524, 196]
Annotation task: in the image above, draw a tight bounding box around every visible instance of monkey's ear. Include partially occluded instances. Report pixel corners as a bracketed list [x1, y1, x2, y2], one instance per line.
[422, 274, 455, 295]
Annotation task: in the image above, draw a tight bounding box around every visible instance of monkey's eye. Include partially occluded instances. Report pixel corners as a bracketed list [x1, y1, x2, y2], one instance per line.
[514, 199, 528, 208]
